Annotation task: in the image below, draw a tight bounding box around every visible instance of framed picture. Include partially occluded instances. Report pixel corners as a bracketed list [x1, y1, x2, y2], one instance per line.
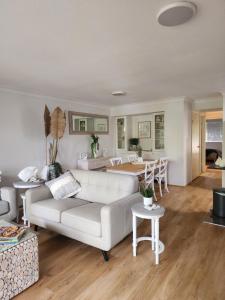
[138, 121, 151, 138]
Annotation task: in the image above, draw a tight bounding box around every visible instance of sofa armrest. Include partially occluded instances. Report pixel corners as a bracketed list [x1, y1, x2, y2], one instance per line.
[26, 185, 52, 214]
[101, 192, 142, 251]
[1, 187, 17, 220]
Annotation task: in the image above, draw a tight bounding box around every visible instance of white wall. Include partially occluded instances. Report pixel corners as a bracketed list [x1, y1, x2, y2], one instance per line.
[0, 89, 113, 185]
[192, 95, 223, 111]
[111, 98, 191, 186]
[206, 142, 222, 152]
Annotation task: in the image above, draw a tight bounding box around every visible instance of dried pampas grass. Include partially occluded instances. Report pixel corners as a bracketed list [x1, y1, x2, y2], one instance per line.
[44, 105, 51, 138]
[50, 107, 66, 140]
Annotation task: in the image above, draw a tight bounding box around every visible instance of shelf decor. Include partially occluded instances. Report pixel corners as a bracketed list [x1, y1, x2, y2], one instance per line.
[90, 134, 99, 158]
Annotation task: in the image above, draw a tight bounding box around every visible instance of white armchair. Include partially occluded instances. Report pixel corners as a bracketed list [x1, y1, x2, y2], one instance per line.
[0, 187, 17, 221]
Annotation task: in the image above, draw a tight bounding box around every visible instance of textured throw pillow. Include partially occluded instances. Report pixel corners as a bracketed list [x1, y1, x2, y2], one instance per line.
[18, 166, 39, 182]
[45, 172, 81, 200]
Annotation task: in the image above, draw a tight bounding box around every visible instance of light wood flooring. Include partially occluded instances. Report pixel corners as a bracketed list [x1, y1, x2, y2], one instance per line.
[15, 170, 225, 300]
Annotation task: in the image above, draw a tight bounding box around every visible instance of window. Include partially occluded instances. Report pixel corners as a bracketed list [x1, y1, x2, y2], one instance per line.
[206, 119, 223, 142]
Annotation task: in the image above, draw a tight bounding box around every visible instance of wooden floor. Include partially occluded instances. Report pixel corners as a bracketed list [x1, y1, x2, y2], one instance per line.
[15, 170, 225, 300]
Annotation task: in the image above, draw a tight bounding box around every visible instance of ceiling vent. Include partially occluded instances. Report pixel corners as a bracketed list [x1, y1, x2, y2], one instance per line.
[157, 1, 197, 26]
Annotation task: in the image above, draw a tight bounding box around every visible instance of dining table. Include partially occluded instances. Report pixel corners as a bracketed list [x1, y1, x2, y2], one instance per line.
[106, 161, 158, 176]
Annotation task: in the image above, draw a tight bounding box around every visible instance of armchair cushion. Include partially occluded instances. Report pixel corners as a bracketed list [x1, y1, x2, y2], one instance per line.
[0, 200, 9, 216]
[31, 198, 89, 223]
[61, 202, 104, 237]
[0, 187, 17, 221]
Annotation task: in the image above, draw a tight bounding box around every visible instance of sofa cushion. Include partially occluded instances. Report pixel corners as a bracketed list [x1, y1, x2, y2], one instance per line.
[0, 200, 9, 216]
[45, 172, 81, 200]
[70, 169, 139, 204]
[61, 202, 104, 237]
[30, 198, 89, 223]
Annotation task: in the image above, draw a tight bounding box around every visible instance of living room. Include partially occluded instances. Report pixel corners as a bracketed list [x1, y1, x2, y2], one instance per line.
[0, 1, 225, 299]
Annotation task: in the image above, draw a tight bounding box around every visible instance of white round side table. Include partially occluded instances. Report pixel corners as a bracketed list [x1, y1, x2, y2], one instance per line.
[13, 180, 44, 226]
[131, 202, 165, 265]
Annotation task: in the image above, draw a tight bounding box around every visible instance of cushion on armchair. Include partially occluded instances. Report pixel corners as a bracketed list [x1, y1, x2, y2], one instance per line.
[0, 200, 9, 216]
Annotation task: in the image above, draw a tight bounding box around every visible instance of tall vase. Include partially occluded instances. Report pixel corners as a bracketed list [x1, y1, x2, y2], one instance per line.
[48, 162, 63, 180]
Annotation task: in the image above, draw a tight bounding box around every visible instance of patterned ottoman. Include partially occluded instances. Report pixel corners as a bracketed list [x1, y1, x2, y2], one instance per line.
[0, 229, 39, 300]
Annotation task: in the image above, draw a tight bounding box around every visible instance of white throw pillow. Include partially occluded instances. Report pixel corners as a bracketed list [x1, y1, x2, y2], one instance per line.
[39, 165, 49, 181]
[18, 166, 39, 182]
[45, 172, 81, 200]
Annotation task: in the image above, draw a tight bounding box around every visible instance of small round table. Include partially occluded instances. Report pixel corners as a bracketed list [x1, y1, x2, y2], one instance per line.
[13, 181, 44, 226]
[131, 202, 165, 265]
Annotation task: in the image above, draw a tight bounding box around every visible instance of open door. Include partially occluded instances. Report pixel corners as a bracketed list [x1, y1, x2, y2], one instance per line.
[192, 111, 201, 180]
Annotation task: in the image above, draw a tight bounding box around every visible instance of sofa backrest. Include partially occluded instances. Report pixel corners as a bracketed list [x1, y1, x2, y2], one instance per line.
[70, 169, 139, 205]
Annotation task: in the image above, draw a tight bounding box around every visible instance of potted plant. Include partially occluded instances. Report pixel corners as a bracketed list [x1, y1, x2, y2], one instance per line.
[90, 134, 99, 158]
[140, 183, 154, 206]
[137, 145, 143, 163]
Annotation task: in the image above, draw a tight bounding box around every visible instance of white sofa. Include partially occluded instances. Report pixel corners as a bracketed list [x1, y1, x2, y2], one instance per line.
[26, 169, 142, 260]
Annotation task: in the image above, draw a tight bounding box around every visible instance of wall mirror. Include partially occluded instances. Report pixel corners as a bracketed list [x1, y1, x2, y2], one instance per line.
[68, 111, 109, 135]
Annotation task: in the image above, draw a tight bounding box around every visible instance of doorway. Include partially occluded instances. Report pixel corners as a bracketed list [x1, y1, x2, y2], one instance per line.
[191, 110, 223, 182]
[204, 111, 223, 170]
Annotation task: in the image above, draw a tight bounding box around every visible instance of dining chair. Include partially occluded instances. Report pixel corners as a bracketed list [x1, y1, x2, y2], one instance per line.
[144, 160, 158, 201]
[128, 154, 138, 163]
[159, 157, 169, 165]
[155, 158, 169, 197]
[110, 157, 122, 166]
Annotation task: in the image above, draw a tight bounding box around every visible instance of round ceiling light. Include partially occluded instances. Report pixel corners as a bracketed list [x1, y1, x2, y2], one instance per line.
[157, 1, 197, 27]
[112, 91, 126, 96]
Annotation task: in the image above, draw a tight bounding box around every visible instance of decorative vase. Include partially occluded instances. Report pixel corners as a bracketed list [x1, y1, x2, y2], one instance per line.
[48, 162, 63, 180]
[138, 157, 143, 163]
[143, 197, 153, 206]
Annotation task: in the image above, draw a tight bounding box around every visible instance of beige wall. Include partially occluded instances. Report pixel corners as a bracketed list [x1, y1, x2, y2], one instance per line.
[0, 89, 113, 185]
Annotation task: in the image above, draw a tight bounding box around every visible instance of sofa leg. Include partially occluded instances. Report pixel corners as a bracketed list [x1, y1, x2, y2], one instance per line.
[101, 250, 109, 262]
[34, 225, 38, 232]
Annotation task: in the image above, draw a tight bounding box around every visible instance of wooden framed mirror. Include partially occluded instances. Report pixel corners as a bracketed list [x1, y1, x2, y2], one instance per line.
[68, 111, 109, 135]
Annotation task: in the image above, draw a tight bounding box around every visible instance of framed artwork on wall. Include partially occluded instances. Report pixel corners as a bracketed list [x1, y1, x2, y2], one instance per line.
[138, 121, 151, 138]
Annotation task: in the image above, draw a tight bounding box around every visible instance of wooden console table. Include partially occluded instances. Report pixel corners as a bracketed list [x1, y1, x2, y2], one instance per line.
[77, 157, 112, 170]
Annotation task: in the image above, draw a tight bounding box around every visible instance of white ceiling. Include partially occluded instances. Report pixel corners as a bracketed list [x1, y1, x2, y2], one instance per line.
[0, 0, 224, 106]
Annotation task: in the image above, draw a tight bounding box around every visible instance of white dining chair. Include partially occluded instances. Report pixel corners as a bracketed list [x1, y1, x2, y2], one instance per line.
[159, 157, 169, 165]
[110, 157, 122, 166]
[144, 160, 158, 201]
[128, 154, 138, 163]
[155, 158, 169, 197]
